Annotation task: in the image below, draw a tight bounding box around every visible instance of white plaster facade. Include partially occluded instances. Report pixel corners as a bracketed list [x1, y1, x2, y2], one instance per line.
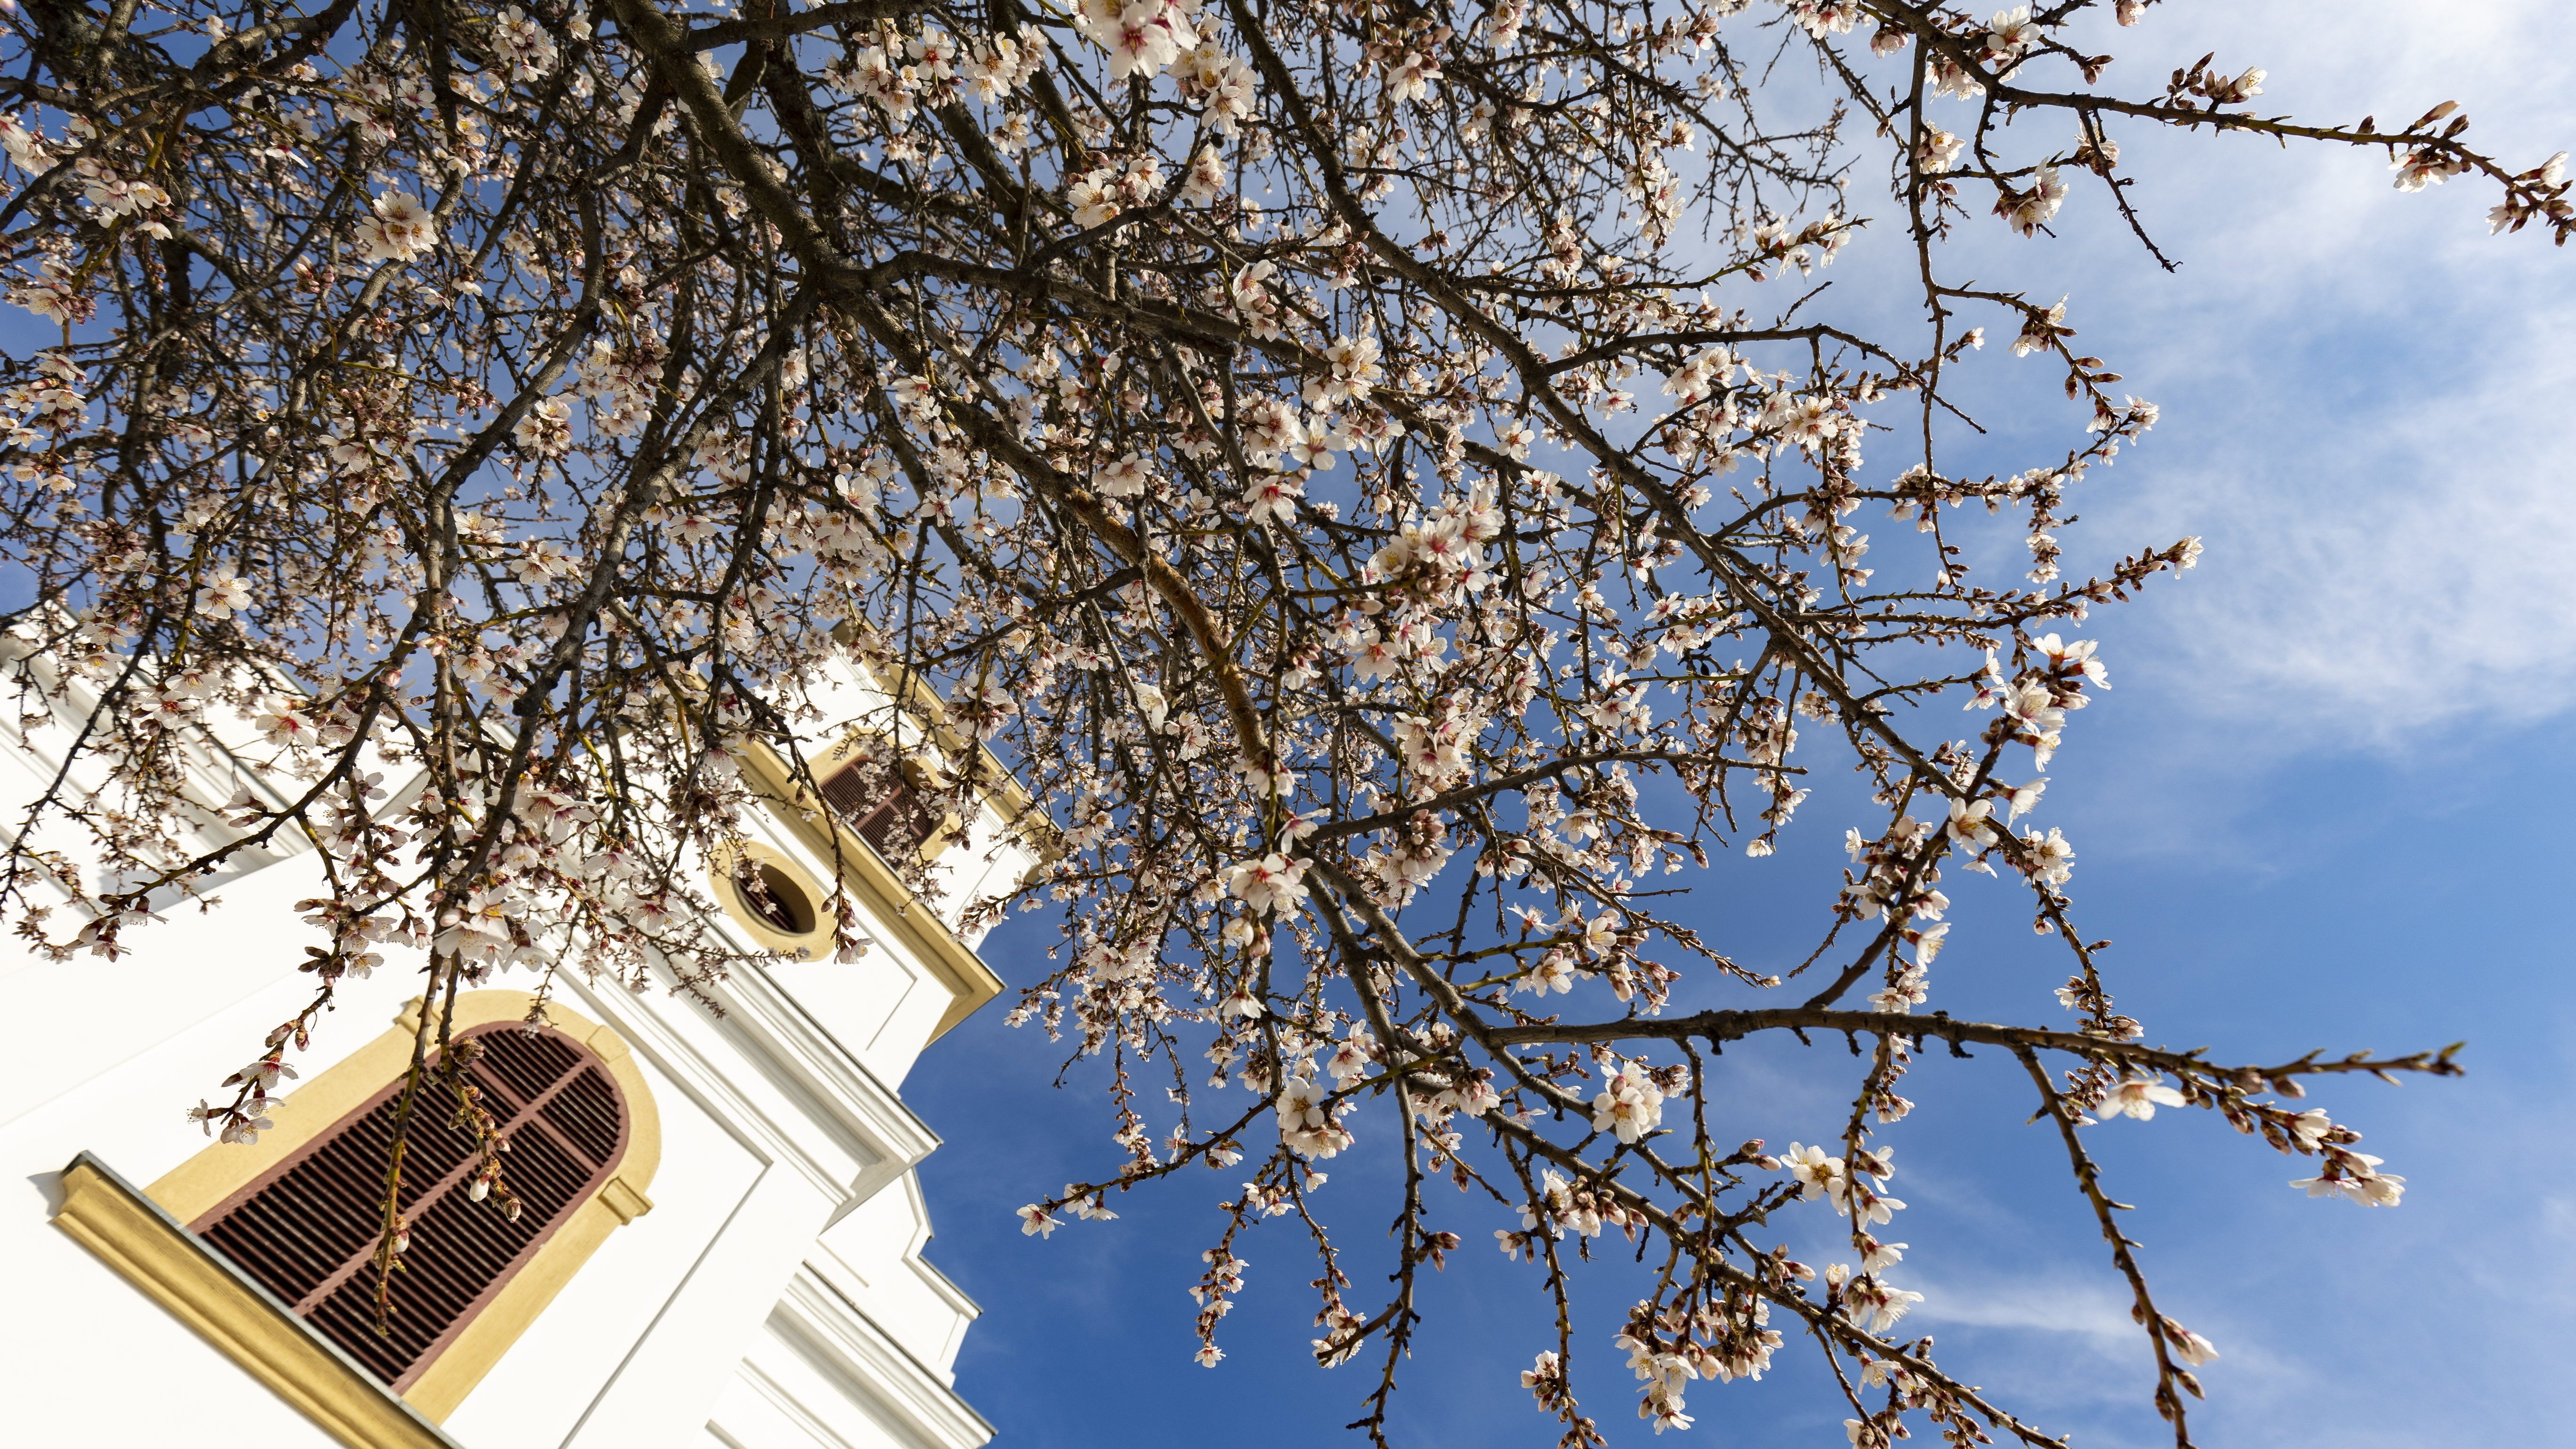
[0, 645, 1026, 1449]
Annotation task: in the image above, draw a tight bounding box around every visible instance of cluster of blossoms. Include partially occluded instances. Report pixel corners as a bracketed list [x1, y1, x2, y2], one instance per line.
[1066, 153, 1166, 230]
[1605, 1283, 1790, 1434]
[1588, 1062, 1666, 1144]
[1273, 1071, 1357, 1158]
[1068, 0, 1200, 81]
[1964, 632, 2109, 766]
[1782, 1141, 1904, 1226]
[1497, 1168, 1640, 1257]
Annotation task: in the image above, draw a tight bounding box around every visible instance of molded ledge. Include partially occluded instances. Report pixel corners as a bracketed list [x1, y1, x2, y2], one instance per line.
[50, 1151, 462, 1449]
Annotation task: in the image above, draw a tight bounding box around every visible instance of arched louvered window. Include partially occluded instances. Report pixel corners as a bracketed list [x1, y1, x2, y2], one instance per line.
[189, 1020, 629, 1392]
[820, 757, 947, 861]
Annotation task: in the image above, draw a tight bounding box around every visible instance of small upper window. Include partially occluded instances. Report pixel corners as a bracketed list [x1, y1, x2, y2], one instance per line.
[819, 757, 949, 861]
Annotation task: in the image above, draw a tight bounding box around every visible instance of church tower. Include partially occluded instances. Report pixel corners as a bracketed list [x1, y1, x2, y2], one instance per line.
[0, 639, 1033, 1449]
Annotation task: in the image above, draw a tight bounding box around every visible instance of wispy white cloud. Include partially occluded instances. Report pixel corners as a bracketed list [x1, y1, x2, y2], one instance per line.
[1906, 1269, 2135, 1346]
[2120, 328, 2576, 748]
[1897, 1262, 2324, 1449]
[2060, 0, 2576, 754]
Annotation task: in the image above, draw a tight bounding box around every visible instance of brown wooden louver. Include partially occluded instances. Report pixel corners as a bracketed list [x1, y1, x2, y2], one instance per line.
[191, 1021, 628, 1391]
[819, 758, 944, 860]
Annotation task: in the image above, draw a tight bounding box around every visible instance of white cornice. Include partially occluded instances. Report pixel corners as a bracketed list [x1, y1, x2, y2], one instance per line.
[766, 1269, 996, 1449]
[549, 956, 939, 1212]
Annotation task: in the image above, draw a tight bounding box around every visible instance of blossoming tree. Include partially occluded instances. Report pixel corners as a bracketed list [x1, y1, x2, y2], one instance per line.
[0, 0, 2562, 1442]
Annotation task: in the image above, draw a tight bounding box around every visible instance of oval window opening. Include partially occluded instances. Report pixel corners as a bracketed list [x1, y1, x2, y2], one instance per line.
[736, 860, 816, 935]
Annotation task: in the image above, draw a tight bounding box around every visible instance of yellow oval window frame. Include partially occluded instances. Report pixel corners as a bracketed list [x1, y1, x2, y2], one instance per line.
[708, 839, 839, 958]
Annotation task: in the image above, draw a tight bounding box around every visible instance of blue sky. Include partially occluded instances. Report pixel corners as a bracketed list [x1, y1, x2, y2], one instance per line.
[903, 5, 2576, 1445]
